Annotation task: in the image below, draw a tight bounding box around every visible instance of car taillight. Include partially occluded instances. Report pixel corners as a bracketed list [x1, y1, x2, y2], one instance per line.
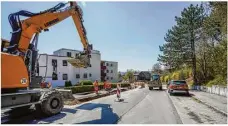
[169, 85, 174, 89]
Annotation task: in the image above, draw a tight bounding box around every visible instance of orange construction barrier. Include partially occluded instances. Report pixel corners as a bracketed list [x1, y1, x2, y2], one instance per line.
[93, 80, 99, 94]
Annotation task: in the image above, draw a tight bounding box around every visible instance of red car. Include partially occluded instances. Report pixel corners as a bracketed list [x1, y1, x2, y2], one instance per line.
[168, 80, 189, 96]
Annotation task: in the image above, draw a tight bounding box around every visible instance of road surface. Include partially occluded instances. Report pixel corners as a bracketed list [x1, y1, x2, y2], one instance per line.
[169, 93, 227, 124]
[24, 86, 181, 124]
[2, 85, 227, 124]
[118, 89, 182, 124]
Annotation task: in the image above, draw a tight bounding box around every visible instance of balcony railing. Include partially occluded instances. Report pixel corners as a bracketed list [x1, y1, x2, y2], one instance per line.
[101, 66, 106, 70]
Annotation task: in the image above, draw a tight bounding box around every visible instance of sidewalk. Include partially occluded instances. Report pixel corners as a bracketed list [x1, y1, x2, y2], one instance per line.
[190, 91, 227, 115]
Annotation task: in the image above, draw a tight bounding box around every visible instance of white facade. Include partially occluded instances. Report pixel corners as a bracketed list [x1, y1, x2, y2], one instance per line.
[101, 61, 118, 83]
[38, 48, 101, 88]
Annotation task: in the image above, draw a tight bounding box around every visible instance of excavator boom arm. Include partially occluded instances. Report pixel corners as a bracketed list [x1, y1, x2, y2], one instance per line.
[9, 2, 91, 54]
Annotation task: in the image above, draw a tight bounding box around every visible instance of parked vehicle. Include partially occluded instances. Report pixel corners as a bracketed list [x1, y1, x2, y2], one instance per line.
[168, 80, 189, 95]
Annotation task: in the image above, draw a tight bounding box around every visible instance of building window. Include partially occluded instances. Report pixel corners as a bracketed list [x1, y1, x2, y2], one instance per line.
[52, 59, 57, 67]
[63, 74, 68, 80]
[107, 76, 109, 80]
[63, 60, 68, 66]
[67, 52, 71, 57]
[76, 74, 80, 79]
[106, 63, 109, 66]
[111, 77, 113, 80]
[89, 73, 92, 77]
[84, 73, 87, 78]
[52, 72, 58, 80]
[106, 70, 109, 73]
[110, 64, 113, 67]
[111, 70, 113, 73]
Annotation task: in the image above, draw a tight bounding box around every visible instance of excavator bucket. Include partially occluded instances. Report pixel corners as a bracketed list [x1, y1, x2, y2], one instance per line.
[67, 54, 90, 68]
[67, 58, 86, 68]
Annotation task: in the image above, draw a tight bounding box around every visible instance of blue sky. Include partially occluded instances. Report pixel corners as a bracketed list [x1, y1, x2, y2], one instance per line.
[1, 1, 200, 72]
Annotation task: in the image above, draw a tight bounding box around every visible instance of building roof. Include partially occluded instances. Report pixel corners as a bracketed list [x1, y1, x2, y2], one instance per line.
[39, 53, 70, 58]
[138, 71, 151, 78]
[53, 48, 100, 54]
[133, 71, 140, 76]
[101, 60, 118, 63]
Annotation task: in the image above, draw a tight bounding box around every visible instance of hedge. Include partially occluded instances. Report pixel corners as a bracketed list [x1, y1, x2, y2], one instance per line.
[80, 80, 93, 85]
[65, 85, 94, 93]
[65, 81, 72, 87]
[65, 83, 131, 94]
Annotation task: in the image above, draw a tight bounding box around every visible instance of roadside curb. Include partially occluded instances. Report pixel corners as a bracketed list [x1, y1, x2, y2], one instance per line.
[191, 96, 227, 117]
[165, 90, 183, 124]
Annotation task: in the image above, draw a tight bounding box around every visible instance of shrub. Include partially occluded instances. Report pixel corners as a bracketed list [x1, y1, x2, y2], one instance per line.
[80, 80, 93, 86]
[164, 75, 169, 82]
[65, 81, 72, 87]
[68, 81, 72, 86]
[171, 72, 179, 80]
[65, 85, 94, 94]
[65, 82, 131, 94]
[188, 68, 193, 78]
[182, 69, 189, 79]
[206, 75, 226, 87]
[119, 83, 131, 87]
[160, 76, 164, 82]
[179, 70, 185, 80]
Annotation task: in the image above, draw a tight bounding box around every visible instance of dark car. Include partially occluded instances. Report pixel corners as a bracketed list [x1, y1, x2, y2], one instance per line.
[168, 80, 189, 96]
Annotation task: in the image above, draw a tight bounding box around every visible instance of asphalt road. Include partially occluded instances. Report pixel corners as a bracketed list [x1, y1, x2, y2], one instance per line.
[118, 89, 182, 124]
[169, 93, 227, 124]
[24, 86, 181, 124]
[3, 85, 226, 124]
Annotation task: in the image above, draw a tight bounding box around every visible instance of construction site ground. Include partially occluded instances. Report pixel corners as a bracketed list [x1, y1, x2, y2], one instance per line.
[1, 86, 135, 124]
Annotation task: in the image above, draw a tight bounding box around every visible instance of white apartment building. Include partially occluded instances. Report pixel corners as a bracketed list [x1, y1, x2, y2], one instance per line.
[101, 60, 118, 83]
[38, 48, 101, 88]
[38, 48, 119, 88]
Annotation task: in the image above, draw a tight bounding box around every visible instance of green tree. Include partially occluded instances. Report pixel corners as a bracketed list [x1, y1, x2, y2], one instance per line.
[124, 69, 134, 82]
[152, 63, 162, 74]
[158, 4, 206, 85]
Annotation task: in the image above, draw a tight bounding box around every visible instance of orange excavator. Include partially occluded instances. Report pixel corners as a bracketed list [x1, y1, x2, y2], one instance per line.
[1, 1, 92, 116]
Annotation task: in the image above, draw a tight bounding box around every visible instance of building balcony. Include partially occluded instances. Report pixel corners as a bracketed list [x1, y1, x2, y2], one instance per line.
[101, 66, 106, 70]
[101, 72, 106, 77]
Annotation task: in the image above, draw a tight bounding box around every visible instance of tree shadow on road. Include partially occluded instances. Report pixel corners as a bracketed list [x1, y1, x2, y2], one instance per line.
[74, 103, 119, 124]
[30, 112, 67, 124]
[29, 103, 119, 124]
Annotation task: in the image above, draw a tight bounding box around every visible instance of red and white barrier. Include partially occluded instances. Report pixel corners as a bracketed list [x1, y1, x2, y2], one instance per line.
[116, 84, 121, 100]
